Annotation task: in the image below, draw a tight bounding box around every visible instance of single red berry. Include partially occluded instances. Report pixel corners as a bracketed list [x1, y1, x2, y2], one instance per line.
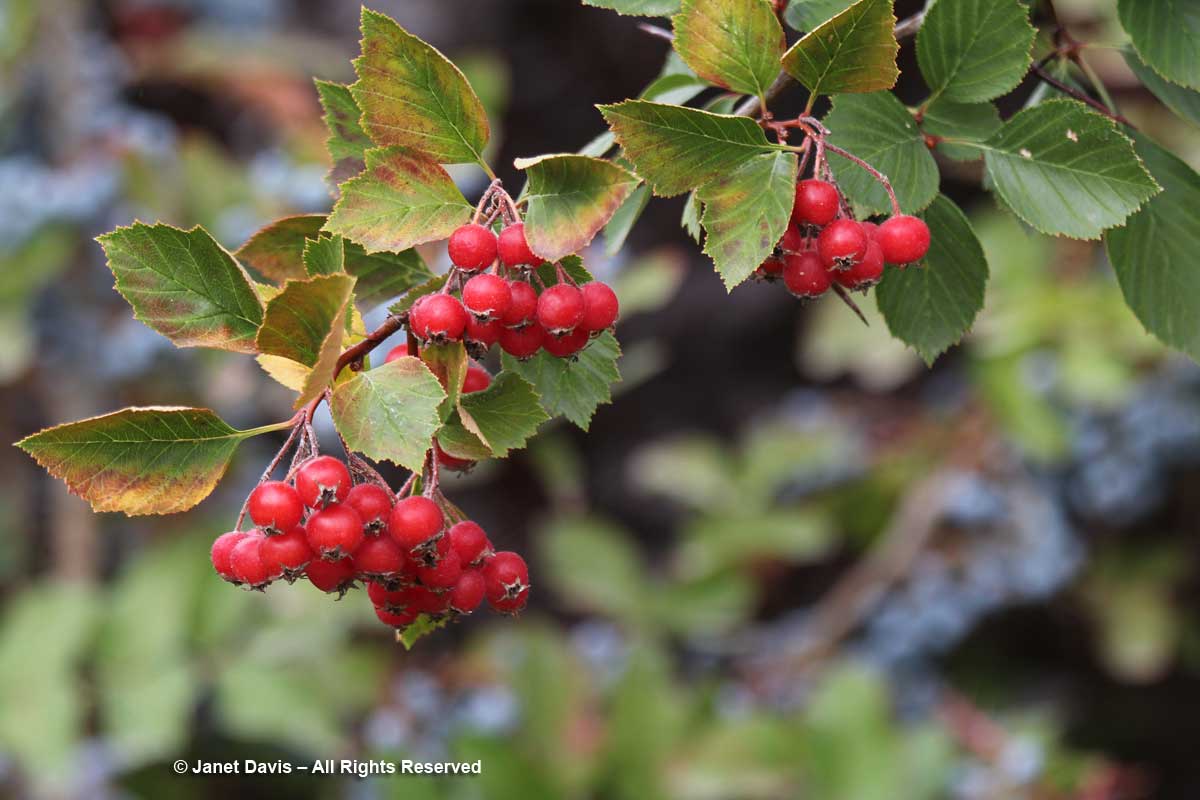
[757, 256, 786, 280]
[367, 580, 408, 613]
[499, 322, 544, 360]
[384, 344, 409, 363]
[816, 219, 868, 269]
[388, 496, 445, 552]
[537, 284, 585, 334]
[345, 484, 393, 534]
[410, 294, 469, 343]
[501, 281, 538, 328]
[294, 455, 352, 508]
[579, 282, 619, 333]
[779, 224, 805, 253]
[463, 364, 492, 393]
[436, 443, 477, 473]
[877, 215, 931, 264]
[834, 239, 885, 289]
[465, 316, 503, 349]
[211, 530, 248, 583]
[375, 604, 420, 628]
[462, 273, 512, 321]
[416, 549, 462, 590]
[860, 220, 879, 241]
[541, 326, 590, 359]
[305, 556, 357, 595]
[247, 481, 304, 534]
[401, 584, 453, 615]
[352, 535, 407, 580]
[448, 223, 498, 271]
[306, 504, 365, 559]
[260, 525, 315, 581]
[449, 520, 492, 566]
[449, 570, 486, 613]
[497, 223, 544, 268]
[231, 532, 280, 590]
[783, 251, 832, 299]
[483, 551, 530, 612]
[793, 179, 841, 227]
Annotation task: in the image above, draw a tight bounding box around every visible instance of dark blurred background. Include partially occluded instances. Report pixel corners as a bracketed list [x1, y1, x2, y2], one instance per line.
[2, 0, 1199, 798]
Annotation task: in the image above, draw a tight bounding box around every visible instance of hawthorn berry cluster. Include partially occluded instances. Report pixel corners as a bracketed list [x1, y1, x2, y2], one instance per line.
[757, 177, 931, 299]
[208, 449, 529, 635]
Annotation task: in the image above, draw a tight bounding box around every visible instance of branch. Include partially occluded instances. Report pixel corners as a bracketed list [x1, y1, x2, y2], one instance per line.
[334, 314, 406, 377]
[637, 23, 674, 42]
[1032, 63, 1135, 129]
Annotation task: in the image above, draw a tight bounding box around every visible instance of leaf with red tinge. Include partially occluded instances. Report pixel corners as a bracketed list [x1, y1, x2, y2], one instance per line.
[673, 0, 784, 99]
[780, 0, 899, 96]
[315, 79, 370, 187]
[516, 154, 640, 261]
[16, 407, 276, 516]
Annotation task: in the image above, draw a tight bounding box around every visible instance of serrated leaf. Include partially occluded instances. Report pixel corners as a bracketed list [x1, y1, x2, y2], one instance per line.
[916, 0, 1034, 103]
[640, 73, 709, 106]
[436, 413, 492, 460]
[343, 246, 432, 309]
[698, 150, 797, 289]
[502, 332, 621, 430]
[1124, 48, 1200, 127]
[921, 99, 1001, 161]
[598, 101, 774, 196]
[329, 357, 445, 471]
[303, 234, 344, 276]
[825, 91, 939, 214]
[16, 408, 269, 516]
[256, 355, 309, 392]
[875, 195, 988, 364]
[325, 146, 471, 254]
[1106, 136, 1200, 360]
[780, 0, 898, 96]
[1118, 0, 1200, 90]
[784, 0, 855, 31]
[236, 215, 324, 283]
[420, 341, 469, 422]
[457, 373, 550, 457]
[315, 79, 370, 186]
[97, 222, 263, 353]
[352, 8, 490, 165]
[673, 0, 784, 99]
[581, 0, 680, 14]
[982, 99, 1160, 239]
[516, 154, 640, 261]
[681, 190, 703, 241]
[604, 183, 650, 255]
[536, 254, 594, 288]
[398, 614, 450, 649]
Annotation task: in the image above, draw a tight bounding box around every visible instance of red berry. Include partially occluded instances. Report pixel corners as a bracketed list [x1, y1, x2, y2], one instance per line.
[541, 326, 590, 359]
[757, 256, 785, 280]
[537, 284, 584, 334]
[462, 273, 512, 321]
[410, 294, 469, 343]
[211, 530, 248, 583]
[436, 443, 477, 473]
[816, 219, 868, 269]
[388, 496, 445, 552]
[497, 223, 544, 268]
[499, 323, 544, 360]
[483, 551, 529, 613]
[231, 532, 280, 590]
[375, 604, 420, 628]
[465, 315, 503, 349]
[367, 580, 408, 612]
[449, 570, 486, 613]
[294, 455, 352, 508]
[402, 584, 453, 615]
[305, 556, 357, 595]
[793, 179, 841, 227]
[860, 220, 879, 241]
[345, 484, 393, 534]
[306, 504, 365, 559]
[247, 481, 304, 534]
[260, 525, 315, 580]
[779, 224, 805, 253]
[877, 215, 930, 264]
[782, 251, 831, 298]
[448, 223, 498, 271]
[463, 364, 492, 393]
[449, 521, 492, 566]
[384, 344, 409, 363]
[579, 282, 619, 333]
[352, 535, 407, 579]
[501, 281, 538, 328]
[416, 549, 462, 590]
[834, 239, 885, 289]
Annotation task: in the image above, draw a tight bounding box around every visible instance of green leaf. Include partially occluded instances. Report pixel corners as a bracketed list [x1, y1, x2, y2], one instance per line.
[303, 234, 344, 276]
[516, 154, 640, 261]
[604, 183, 651, 255]
[328, 356, 445, 471]
[236, 215, 323, 283]
[1118, 0, 1200, 90]
[784, 0, 855, 31]
[581, 0, 680, 14]
[457, 373, 550, 457]
[825, 92, 939, 214]
[325, 146, 471, 254]
[342, 245, 432, 309]
[780, 0, 898, 96]
[398, 614, 450, 649]
[921, 99, 1001, 161]
[314, 79, 370, 185]
[436, 413, 492, 460]
[681, 190, 703, 241]
[502, 332, 621, 430]
[1105, 136, 1200, 360]
[1124, 48, 1200, 127]
[640, 73, 710, 106]
[97, 222, 263, 353]
[16, 407, 270, 516]
[672, 0, 784, 99]
[351, 8, 490, 165]
[598, 100, 775, 196]
[982, 99, 1160, 239]
[875, 196, 988, 364]
[698, 150, 798, 289]
[916, 0, 1034, 103]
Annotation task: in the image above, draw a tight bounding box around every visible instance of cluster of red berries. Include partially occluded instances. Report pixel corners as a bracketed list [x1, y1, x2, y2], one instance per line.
[407, 221, 620, 360]
[757, 179, 931, 299]
[208, 455, 530, 632]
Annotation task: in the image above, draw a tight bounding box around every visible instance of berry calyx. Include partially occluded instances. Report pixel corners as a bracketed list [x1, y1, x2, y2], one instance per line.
[211, 530, 248, 583]
[483, 551, 530, 613]
[416, 549, 462, 590]
[447, 223, 498, 271]
[294, 455, 352, 508]
[499, 322, 544, 360]
[501, 281, 538, 328]
[465, 316, 504, 350]
[306, 556, 357, 595]
[817, 219, 869, 269]
[537, 284, 585, 335]
[448, 520, 492, 566]
[834, 239, 885, 290]
[367, 580, 407, 613]
[449, 570, 486, 613]
[783, 251, 832, 299]
[541, 326, 590, 359]
[375, 605, 420, 628]
[231, 532, 280, 590]
[247, 481, 304, 535]
[305, 504, 365, 560]
[877, 214, 931, 265]
[345, 483, 393, 534]
[462, 273, 513, 321]
[352, 535, 407, 580]
[410, 294, 469, 343]
[793, 179, 841, 227]
[579, 282, 619, 333]
[260, 525, 315, 581]
[388, 495, 445, 553]
[497, 223, 544, 268]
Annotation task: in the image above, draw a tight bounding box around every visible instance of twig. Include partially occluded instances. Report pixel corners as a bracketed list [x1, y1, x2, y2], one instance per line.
[1032, 63, 1134, 128]
[637, 23, 674, 42]
[822, 141, 901, 215]
[830, 283, 869, 325]
[334, 314, 405, 376]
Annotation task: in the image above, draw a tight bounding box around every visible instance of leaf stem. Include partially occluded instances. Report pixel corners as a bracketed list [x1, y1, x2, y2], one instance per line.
[1031, 62, 1134, 128]
[822, 141, 902, 216]
[478, 158, 498, 182]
